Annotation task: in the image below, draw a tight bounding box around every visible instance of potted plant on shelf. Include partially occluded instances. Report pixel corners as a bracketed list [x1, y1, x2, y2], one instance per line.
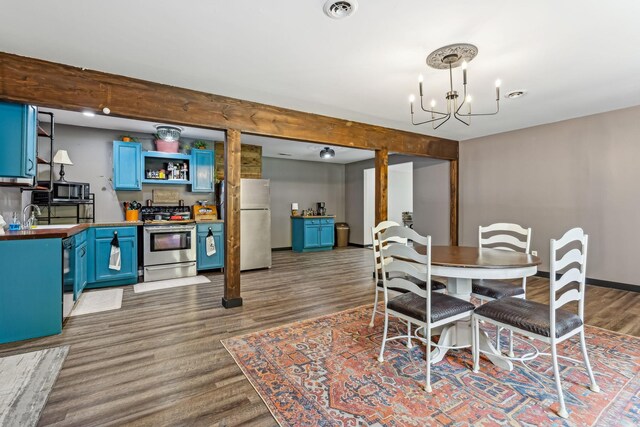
[193, 140, 208, 150]
[120, 135, 139, 142]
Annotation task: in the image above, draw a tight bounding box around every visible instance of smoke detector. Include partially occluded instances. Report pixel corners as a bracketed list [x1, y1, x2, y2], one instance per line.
[323, 0, 358, 19]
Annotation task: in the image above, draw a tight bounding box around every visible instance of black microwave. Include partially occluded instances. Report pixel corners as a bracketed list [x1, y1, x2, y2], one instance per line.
[33, 181, 91, 203]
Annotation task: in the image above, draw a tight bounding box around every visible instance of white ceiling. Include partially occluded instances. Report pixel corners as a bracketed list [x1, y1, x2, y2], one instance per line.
[2, 1, 640, 141]
[45, 108, 374, 164]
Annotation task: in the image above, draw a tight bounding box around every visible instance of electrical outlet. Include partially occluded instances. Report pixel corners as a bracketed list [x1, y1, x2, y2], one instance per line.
[531, 250, 538, 256]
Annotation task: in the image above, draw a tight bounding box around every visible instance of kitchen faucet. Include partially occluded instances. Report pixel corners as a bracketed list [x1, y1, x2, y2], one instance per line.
[23, 204, 42, 229]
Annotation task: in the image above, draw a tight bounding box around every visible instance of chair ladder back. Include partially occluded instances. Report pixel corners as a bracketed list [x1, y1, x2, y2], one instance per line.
[479, 223, 532, 254]
[550, 228, 589, 323]
[371, 221, 401, 282]
[380, 225, 428, 246]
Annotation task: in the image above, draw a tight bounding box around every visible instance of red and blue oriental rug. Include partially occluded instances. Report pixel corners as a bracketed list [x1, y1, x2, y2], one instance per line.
[222, 305, 639, 426]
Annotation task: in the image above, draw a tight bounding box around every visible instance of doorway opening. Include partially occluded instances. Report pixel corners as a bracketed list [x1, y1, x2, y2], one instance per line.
[363, 162, 413, 245]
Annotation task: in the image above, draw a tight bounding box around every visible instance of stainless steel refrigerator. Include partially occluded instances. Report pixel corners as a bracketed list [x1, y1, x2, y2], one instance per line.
[240, 178, 272, 270]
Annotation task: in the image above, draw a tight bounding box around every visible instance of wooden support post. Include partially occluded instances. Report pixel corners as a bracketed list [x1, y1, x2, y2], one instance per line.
[450, 159, 459, 246]
[223, 129, 242, 308]
[374, 148, 389, 226]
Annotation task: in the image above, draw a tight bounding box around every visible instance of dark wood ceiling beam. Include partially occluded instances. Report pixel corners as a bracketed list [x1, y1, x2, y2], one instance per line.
[0, 51, 458, 160]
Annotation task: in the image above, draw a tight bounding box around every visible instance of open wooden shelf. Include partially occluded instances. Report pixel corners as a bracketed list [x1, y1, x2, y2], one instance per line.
[38, 126, 50, 137]
[37, 156, 50, 165]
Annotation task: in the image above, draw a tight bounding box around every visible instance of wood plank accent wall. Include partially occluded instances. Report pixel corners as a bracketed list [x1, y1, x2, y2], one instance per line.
[0, 52, 458, 159]
[374, 149, 389, 225]
[214, 142, 262, 181]
[449, 159, 459, 246]
[223, 130, 242, 308]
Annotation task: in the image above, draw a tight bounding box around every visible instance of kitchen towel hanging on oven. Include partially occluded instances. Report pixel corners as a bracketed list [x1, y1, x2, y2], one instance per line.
[206, 228, 216, 256]
[109, 232, 122, 271]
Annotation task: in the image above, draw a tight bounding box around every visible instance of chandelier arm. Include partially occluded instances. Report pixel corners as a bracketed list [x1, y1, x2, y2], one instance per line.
[456, 101, 500, 117]
[419, 96, 448, 116]
[453, 112, 470, 126]
[411, 113, 449, 126]
[432, 113, 452, 130]
[455, 84, 468, 115]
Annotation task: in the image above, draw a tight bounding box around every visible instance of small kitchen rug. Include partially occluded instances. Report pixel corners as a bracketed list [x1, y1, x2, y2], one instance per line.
[133, 275, 211, 293]
[70, 288, 123, 316]
[0, 346, 69, 427]
[222, 304, 640, 427]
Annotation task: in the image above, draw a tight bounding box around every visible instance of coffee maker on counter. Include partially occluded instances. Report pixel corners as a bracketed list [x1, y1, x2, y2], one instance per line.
[316, 202, 326, 216]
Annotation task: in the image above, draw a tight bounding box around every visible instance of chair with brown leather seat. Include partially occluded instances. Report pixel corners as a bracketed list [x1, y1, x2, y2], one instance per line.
[472, 227, 599, 419]
[377, 226, 475, 393]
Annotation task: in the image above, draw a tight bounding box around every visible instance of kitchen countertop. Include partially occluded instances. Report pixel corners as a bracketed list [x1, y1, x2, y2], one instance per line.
[0, 221, 144, 241]
[291, 215, 336, 219]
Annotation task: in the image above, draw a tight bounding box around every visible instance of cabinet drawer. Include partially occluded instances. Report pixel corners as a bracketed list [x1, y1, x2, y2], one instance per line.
[197, 223, 223, 233]
[322, 219, 334, 225]
[306, 219, 320, 225]
[94, 226, 137, 239]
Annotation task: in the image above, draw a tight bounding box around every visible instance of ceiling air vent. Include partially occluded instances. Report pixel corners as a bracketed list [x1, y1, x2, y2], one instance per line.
[323, 0, 358, 19]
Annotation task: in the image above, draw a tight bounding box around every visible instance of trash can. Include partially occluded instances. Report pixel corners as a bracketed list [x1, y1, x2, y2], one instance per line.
[336, 222, 350, 247]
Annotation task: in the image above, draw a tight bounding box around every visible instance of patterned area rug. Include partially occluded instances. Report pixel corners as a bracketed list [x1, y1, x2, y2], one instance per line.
[222, 305, 639, 427]
[0, 346, 69, 427]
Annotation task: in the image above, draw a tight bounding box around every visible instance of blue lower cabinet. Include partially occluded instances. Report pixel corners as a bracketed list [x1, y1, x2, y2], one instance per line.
[74, 235, 88, 300]
[196, 223, 224, 270]
[87, 226, 138, 288]
[292, 217, 335, 252]
[0, 238, 62, 344]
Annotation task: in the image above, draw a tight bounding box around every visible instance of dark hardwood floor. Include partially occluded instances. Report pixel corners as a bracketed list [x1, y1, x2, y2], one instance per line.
[0, 248, 638, 426]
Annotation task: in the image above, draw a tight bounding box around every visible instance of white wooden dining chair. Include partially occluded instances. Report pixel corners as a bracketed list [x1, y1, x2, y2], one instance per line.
[472, 222, 532, 355]
[369, 221, 445, 328]
[377, 226, 475, 393]
[472, 227, 599, 419]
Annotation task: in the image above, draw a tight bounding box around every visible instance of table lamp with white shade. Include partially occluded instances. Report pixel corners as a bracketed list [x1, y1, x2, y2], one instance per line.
[53, 150, 73, 181]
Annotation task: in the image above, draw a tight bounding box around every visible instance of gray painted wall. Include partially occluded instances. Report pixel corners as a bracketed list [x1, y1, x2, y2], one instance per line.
[345, 155, 450, 245]
[262, 157, 345, 248]
[460, 105, 640, 286]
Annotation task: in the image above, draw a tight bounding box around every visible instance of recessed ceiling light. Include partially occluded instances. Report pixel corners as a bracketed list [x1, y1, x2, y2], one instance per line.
[505, 90, 527, 99]
[82, 111, 96, 117]
[323, 0, 358, 19]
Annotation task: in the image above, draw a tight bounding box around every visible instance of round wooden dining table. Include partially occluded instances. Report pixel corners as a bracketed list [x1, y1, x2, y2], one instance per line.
[414, 245, 542, 370]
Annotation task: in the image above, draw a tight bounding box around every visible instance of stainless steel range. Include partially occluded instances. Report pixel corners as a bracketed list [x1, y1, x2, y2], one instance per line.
[141, 206, 196, 281]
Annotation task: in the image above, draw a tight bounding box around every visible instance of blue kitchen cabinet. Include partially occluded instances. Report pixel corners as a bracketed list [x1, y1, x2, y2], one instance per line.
[113, 141, 142, 190]
[87, 226, 138, 288]
[196, 222, 224, 270]
[191, 149, 214, 192]
[74, 230, 88, 300]
[0, 238, 62, 344]
[0, 101, 37, 178]
[291, 217, 335, 252]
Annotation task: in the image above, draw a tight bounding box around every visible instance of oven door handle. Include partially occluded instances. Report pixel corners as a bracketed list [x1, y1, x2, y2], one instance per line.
[144, 262, 196, 271]
[144, 226, 195, 233]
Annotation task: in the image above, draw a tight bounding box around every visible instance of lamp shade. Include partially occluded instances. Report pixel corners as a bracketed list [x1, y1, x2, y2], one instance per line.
[53, 150, 73, 165]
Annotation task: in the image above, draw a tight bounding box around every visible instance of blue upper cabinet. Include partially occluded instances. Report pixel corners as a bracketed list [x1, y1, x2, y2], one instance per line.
[191, 149, 214, 192]
[0, 101, 37, 178]
[113, 141, 142, 190]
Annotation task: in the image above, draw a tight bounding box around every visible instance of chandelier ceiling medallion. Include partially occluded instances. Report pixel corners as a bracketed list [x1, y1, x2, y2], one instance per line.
[409, 43, 501, 130]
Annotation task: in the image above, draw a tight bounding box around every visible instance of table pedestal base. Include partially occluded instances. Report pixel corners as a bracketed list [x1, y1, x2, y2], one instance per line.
[429, 277, 513, 371]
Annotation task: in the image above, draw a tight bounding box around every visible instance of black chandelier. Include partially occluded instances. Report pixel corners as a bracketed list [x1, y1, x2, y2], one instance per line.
[409, 43, 501, 130]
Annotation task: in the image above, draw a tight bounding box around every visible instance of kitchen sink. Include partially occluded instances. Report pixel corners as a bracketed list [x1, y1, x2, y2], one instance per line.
[33, 224, 79, 229]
